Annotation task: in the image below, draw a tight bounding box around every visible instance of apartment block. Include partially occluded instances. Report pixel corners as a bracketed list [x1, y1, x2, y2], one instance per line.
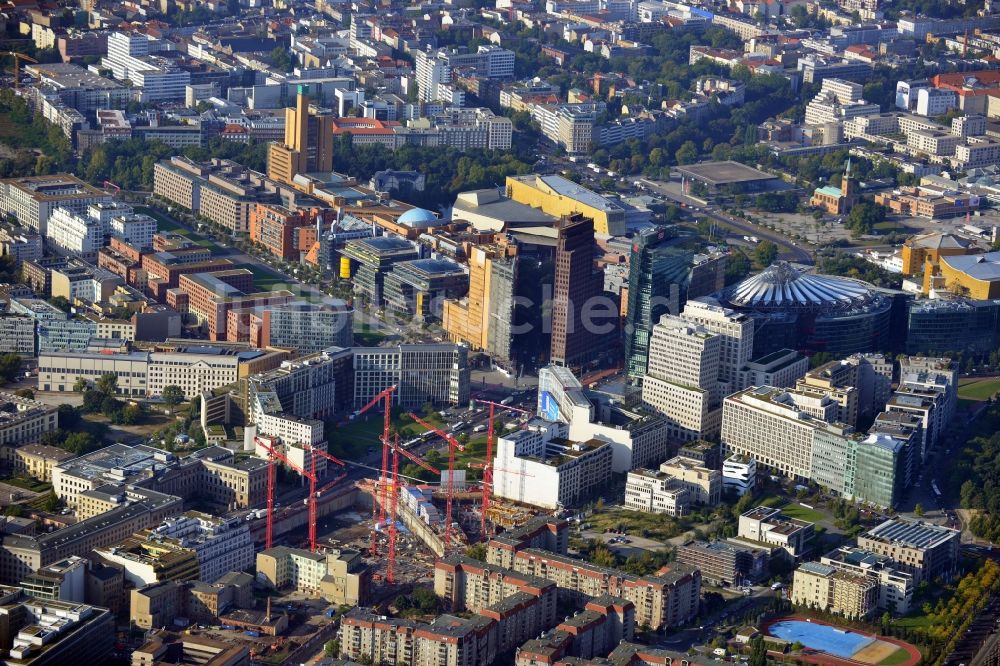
[624, 469, 690, 517]
[821, 546, 915, 614]
[167, 270, 295, 341]
[434, 555, 559, 651]
[135, 512, 253, 584]
[676, 540, 765, 586]
[502, 548, 701, 630]
[484, 517, 568, 570]
[0, 590, 114, 664]
[518, 596, 635, 663]
[658, 456, 722, 506]
[856, 518, 959, 584]
[792, 561, 879, 619]
[0, 174, 112, 236]
[339, 607, 496, 666]
[736, 506, 815, 559]
[492, 420, 613, 510]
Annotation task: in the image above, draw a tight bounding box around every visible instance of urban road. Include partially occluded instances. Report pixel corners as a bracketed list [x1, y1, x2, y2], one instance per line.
[637, 178, 815, 266]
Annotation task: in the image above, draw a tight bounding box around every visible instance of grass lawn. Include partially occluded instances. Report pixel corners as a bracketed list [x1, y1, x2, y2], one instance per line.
[879, 648, 913, 666]
[137, 206, 186, 233]
[354, 329, 388, 346]
[894, 612, 936, 632]
[958, 378, 1000, 402]
[586, 507, 682, 542]
[776, 502, 827, 523]
[332, 411, 448, 459]
[2, 476, 50, 493]
[758, 495, 784, 508]
[247, 265, 286, 291]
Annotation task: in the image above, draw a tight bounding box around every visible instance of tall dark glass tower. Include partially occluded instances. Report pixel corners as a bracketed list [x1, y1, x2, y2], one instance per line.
[624, 227, 693, 379]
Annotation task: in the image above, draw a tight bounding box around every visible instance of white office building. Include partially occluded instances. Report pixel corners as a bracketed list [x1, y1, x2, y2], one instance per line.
[110, 213, 157, 248]
[101, 32, 190, 102]
[641, 315, 722, 442]
[915, 88, 957, 117]
[624, 469, 690, 516]
[0, 175, 112, 236]
[144, 512, 254, 583]
[722, 454, 756, 496]
[492, 419, 613, 510]
[680, 299, 755, 396]
[46, 207, 108, 261]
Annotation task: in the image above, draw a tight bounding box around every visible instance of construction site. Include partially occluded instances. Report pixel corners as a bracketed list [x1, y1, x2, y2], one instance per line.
[253, 385, 546, 589]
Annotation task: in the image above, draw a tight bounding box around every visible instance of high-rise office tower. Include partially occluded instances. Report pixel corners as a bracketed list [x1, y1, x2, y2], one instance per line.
[550, 214, 611, 370]
[641, 315, 722, 441]
[267, 85, 335, 185]
[624, 227, 693, 379]
[680, 298, 755, 396]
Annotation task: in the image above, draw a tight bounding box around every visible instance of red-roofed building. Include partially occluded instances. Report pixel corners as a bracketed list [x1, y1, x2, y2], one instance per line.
[329, 117, 402, 149]
[220, 124, 250, 143]
[932, 70, 1000, 114]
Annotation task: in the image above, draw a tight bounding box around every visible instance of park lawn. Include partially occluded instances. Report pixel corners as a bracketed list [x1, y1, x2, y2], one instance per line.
[958, 378, 1000, 402]
[894, 612, 936, 632]
[137, 206, 186, 233]
[2, 476, 51, 493]
[757, 495, 784, 508]
[586, 507, 682, 542]
[878, 648, 913, 666]
[247, 265, 286, 291]
[354, 329, 388, 346]
[332, 411, 448, 459]
[776, 502, 827, 523]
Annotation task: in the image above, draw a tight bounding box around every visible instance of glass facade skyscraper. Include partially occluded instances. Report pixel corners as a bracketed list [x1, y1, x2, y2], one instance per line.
[906, 298, 1000, 355]
[624, 227, 692, 378]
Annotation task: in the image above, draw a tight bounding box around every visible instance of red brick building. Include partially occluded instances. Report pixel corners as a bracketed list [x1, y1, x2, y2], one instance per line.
[249, 203, 321, 262]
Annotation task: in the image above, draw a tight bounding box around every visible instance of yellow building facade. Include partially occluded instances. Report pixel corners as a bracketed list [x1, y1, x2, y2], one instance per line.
[442, 245, 498, 350]
[937, 251, 1000, 299]
[505, 174, 625, 236]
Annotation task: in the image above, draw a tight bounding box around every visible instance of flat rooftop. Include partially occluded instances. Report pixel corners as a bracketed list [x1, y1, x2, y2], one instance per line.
[864, 518, 958, 550]
[676, 161, 777, 186]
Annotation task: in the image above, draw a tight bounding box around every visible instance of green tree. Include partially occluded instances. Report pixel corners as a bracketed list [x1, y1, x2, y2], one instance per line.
[0, 354, 21, 383]
[753, 240, 778, 268]
[14, 389, 33, 399]
[466, 543, 487, 561]
[47, 296, 71, 312]
[162, 385, 185, 409]
[749, 635, 767, 666]
[73, 377, 89, 393]
[325, 640, 340, 656]
[675, 140, 698, 165]
[844, 200, 886, 237]
[95, 373, 118, 396]
[42, 491, 60, 513]
[914, 503, 925, 517]
[4, 503, 22, 517]
[269, 48, 292, 72]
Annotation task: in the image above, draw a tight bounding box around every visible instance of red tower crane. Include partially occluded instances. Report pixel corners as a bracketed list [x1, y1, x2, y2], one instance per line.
[388, 434, 400, 585]
[472, 399, 534, 538]
[351, 385, 396, 557]
[304, 443, 349, 497]
[382, 436, 440, 584]
[407, 413, 465, 550]
[257, 436, 318, 552]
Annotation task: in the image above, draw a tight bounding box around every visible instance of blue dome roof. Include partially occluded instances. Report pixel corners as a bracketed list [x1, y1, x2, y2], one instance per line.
[397, 207, 440, 227]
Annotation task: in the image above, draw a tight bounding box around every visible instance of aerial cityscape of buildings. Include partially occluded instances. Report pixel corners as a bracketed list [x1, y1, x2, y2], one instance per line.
[2, 0, 1000, 663]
